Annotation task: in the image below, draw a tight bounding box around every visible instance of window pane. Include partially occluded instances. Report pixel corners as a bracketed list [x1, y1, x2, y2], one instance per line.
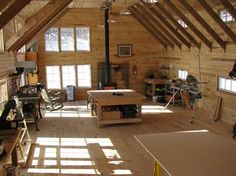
[62, 65, 76, 88]
[232, 80, 236, 92]
[178, 69, 188, 80]
[225, 79, 231, 91]
[76, 27, 90, 51]
[219, 77, 226, 89]
[45, 28, 59, 52]
[61, 28, 75, 51]
[0, 29, 4, 53]
[77, 64, 91, 88]
[46, 66, 61, 89]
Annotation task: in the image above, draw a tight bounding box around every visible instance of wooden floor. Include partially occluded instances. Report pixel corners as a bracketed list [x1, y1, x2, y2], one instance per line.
[20, 100, 234, 176]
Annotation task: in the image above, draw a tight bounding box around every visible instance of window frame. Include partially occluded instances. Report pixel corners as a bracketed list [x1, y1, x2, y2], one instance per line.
[177, 69, 188, 80]
[61, 65, 76, 88]
[77, 64, 92, 89]
[75, 27, 91, 52]
[219, 8, 235, 23]
[45, 27, 60, 52]
[217, 76, 236, 95]
[60, 27, 75, 52]
[46, 65, 62, 89]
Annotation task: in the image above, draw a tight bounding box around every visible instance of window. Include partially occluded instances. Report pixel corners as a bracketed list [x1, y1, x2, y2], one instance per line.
[76, 27, 90, 51]
[0, 77, 8, 103]
[77, 64, 91, 88]
[177, 69, 188, 80]
[46, 66, 61, 89]
[0, 29, 4, 53]
[45, 28, 59, 52]
[178, 20, 188, 28]
[61, 65, 76, 88]
[18, 45, 26, 53]
[219, 9, 235, 22]
[218, 76, 236, 94]
[60, 28, 75, 51]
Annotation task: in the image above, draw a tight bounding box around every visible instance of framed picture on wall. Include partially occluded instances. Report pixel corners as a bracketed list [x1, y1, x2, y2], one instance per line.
[117, 44, 132, 57]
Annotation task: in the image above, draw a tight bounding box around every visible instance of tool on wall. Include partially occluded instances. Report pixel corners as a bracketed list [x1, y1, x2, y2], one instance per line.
[133, 65, 137, 75]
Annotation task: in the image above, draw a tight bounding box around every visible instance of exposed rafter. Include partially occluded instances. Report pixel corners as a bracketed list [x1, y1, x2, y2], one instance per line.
[0, 0, 32, 30]
[147, 4, 191, 49]
[219, 0, 236, 21]
[133, 5, 174, 49]
[6, 0, 73, 52]
[26, 8, 68, 50]
[197, 0, 236, 44]
[129, 7, 168, 48]
[155, 3, 200, 49]
[180, 0, 226, 50]
[0, 0, 14, 13]
[165, 0, 212, 50]
[138, 3, 181, 49]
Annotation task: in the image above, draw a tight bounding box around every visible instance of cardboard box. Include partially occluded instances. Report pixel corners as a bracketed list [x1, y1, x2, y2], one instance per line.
[102, 111, 121, 120]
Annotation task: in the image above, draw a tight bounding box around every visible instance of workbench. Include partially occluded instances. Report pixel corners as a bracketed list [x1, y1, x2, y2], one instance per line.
[134, 130, 236, 176]
[87, 90, 144, 127]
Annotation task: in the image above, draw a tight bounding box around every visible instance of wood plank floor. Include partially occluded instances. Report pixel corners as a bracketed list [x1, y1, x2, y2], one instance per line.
[21, 100, 235, 176]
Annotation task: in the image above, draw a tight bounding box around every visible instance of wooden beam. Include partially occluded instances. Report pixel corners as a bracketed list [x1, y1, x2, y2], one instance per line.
[129, 7, 168, 48]
[133, 5, 174, 49]
[0, 0, 32, 30]
[197, 0, 236, 44]
[0, 0, 14, 13]
[146, 4, 191, 49]
[6, 0, 73, 52]
[155, 3, 200, 49]
[26, 8, 68, 50]
[181, 0, 226, 50]
[137, 3, 182, 49]
[219, 0, 236, 21]
[165, 0, 212, 50]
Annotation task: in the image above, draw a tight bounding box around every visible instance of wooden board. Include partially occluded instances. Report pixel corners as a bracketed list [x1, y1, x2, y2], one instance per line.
[135, 131, 236, 176]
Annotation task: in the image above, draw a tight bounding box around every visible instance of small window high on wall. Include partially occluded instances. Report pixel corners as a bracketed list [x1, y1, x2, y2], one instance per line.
[76, 27, 90, 51]
[0, 29, 4, 53]
[219, 9, 235, 22]
[60, 28, 75, 51]
[45, 28, 59, 52]
[46, 66, 61, 89]
[177, 69, 188, 80]
[77, 64, 91, 88]
[61, 65, 76, 88]
[218, 76, 236, 94]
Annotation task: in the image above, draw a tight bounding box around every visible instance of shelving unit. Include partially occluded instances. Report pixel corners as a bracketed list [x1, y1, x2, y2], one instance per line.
[165, 81, 183, 106]
[144, 79, 166, 102]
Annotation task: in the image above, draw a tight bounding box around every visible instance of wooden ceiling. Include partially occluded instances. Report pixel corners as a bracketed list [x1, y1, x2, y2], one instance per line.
[0, 0, 236, 52]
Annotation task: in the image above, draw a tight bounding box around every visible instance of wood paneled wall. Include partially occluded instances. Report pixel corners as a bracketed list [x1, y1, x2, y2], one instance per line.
[37, 8, 163, 100]
[158, 8, 236, 124]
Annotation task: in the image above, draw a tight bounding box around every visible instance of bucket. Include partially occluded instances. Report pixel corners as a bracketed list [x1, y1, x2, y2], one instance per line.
[152, 96, 158, 103]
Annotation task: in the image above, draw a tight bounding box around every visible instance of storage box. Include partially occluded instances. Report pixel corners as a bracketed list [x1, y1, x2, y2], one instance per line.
[102, 111, 121, 120]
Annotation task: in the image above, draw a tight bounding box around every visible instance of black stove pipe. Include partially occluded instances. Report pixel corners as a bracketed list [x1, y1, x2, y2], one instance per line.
[104, 5, 110, 83]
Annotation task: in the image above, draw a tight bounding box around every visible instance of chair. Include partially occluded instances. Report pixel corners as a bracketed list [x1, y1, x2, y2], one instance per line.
[41, 88, 64, 111]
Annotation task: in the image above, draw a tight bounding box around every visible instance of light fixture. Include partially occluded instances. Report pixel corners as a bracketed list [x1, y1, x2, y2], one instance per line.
[120, 0, 131, 16]
[141, 0, 158, 8]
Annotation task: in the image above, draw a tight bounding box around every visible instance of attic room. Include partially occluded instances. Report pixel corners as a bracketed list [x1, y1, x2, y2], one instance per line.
[0, 0, 236, 175]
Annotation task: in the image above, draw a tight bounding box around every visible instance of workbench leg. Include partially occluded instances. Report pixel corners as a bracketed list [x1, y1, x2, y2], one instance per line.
[153, 161, 161, 176]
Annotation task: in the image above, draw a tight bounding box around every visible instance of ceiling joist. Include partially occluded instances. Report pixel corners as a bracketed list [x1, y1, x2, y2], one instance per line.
[165, 0, 212, 50]
[0, 0, 14, 13]
[197, 0, 236, 45]
[129, 7, 168, 48]
[148, 5, 191, 49]
[180, 0, 226, 50]
[138, 3, 182, 49]
[155, 3, 201, 49]
[26, 8, 69, 50]
[6, 0, 73, 52]
[133, 5, 174, 49]
[0, 0, 32, 30]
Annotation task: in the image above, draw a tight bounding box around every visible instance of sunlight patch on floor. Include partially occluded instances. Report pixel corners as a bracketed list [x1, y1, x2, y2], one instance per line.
[142, 105, 173, 114]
